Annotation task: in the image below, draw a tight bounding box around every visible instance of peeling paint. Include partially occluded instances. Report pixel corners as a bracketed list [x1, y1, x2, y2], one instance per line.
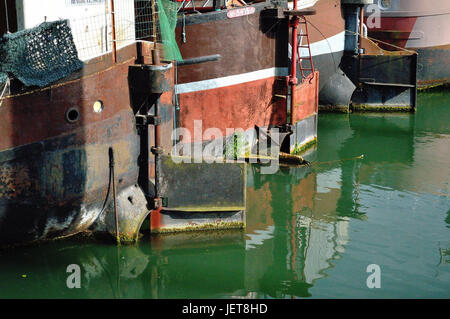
[77, 205, 102, 230]
[41, 214, 74, 238]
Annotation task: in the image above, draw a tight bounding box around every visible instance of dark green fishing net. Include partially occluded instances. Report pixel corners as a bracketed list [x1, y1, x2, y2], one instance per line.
[0, 72, 6, 85]
[0, 20, 83, 87]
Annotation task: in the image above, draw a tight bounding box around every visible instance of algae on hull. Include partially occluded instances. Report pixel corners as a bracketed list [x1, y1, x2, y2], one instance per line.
[291, 137, 317, 156]
[150, 220, 245, 234]
[351, 104, 415, 113]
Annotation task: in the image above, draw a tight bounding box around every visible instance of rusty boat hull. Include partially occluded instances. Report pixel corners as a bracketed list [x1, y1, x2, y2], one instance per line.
[0, 46, 145, 245]
[0, 1, 322, 245]
[173, 2, 321, 150]
[150, 2, 321, 233]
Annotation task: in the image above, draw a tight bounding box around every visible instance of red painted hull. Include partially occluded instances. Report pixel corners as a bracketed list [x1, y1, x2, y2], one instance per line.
[179, 77, 287, 140]
[174, 3, 319, 149]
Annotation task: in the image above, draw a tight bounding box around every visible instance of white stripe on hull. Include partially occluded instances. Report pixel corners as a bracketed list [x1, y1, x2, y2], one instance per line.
[176, 32, 345, 94]
[299, 31, 345, 58]
[288, 0, 319, 10]
[175, 67, 289, 94]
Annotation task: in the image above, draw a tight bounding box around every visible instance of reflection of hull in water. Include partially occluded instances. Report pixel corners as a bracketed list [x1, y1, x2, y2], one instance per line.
[348, 113, 415, 164]
[0, 221, 346, 298]
[244, 161, 350, 297]
[0, 232, 247, 299]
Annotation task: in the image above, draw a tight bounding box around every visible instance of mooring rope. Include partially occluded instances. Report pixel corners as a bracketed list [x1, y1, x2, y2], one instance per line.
[304, 19, 337, 71]
[309, 154, 365, 168]
[313, 154, 365, 166]
[303, 20, 416, 77]
[278, 154, 365, 169]
[0, 78, 10, 108]
[301, 13, 416, 55]
[343, 28, 417, 54]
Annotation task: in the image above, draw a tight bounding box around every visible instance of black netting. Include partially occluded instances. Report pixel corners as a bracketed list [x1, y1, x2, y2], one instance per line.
[0, 72, 6, 84]
[0, 20, 84, 87]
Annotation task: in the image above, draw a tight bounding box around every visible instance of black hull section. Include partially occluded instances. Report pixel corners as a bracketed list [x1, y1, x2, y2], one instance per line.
[341, 53, 418, 112]
[0, 127, 140, 246]
[310, 50, 345, 92]
[302, 50, 356, 109]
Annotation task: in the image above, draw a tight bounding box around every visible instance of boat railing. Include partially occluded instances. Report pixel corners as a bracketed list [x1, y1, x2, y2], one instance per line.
[64, 0, 163, 61]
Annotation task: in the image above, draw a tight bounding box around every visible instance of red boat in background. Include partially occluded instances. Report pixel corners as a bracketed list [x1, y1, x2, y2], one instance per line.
[365, 0, 450, 89]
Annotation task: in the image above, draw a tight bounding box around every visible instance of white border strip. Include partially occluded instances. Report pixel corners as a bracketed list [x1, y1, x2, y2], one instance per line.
[288, 0, 319, 10]
[299, 31, 345, 57]
[176, 31, 345, 95]
[176, 67, 289, 94]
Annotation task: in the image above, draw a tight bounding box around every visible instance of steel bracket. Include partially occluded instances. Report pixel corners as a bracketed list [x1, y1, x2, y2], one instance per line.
[147, 115, 161, 126]
[151, 146, 163, 155]
[154, 197, 167, 208]
[136, 114, 161, 126]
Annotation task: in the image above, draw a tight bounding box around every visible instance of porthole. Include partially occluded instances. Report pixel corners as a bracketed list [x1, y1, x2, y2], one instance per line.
[65, 107, 80, 123]
[93, 100, 104, 113]
[379, 0, 391, 10]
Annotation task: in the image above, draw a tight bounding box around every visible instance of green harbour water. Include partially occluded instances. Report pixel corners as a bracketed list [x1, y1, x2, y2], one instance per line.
[0, 89, 449, 298]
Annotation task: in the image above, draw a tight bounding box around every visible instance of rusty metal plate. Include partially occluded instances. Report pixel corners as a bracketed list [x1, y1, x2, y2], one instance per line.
[157, 155, 246, 212]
